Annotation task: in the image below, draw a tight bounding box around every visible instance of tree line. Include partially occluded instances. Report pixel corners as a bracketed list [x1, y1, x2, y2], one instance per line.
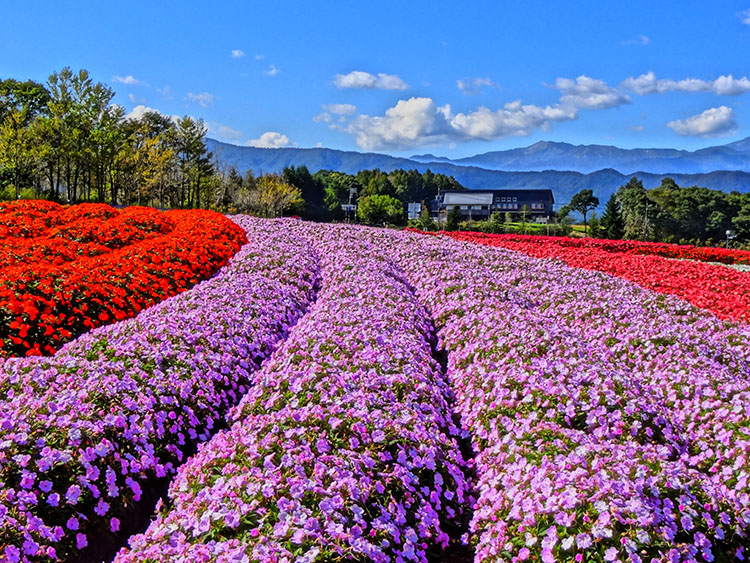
[0, 69, 218, 208]
[591, 177, 750, 245]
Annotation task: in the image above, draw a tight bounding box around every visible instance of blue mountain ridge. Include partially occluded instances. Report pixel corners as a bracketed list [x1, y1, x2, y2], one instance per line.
[206, 138, 750, 207]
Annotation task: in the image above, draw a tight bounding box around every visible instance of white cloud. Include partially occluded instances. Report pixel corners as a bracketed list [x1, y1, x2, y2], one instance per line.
[553, 75, 630, 109]
[740, 8, 750, 25]
[457, 77, 499, 95]
[207, 121, 242, 142]
[128, 93, 146, 104]
[666, 106, 737, 137]
[333, 70, 408, 90]
[246, 131, 295, 148]
[186, 92, 214, 107]
[231, 49, 245, 58]
[313, 112, 332, 124]
[125, 105, 180, 124]
[263, 64, 280, 77]
[255, 54, 265, 60]
[622, 34, 650, 46]
[627, 124, 645, 131]
[113, 75, 143, 86]
[622, 71, 750, 95]
[322, 103, 357, 115]
[337, 96, 577, 151]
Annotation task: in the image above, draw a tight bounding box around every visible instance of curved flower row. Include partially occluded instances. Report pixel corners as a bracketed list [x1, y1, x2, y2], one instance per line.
[444, 231, 750, 265]
[0, 216, 320, 562]
[440, 230, 750, 323]
[116, 221, 471, 563]
[387, 231, 750, 562]
[0, 200, 248, 357]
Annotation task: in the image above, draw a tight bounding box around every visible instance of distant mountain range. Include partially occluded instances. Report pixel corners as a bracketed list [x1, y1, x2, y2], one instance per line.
[409, 137, 750, 174]
[206, 138, 750, 208]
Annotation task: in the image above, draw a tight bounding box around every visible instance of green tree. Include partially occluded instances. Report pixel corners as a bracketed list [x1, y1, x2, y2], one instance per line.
[414, 204, 436, 231]
[0, 109, 40, 198]
[283, 165, 325, 219]
[357, 194, 405, 226]
[568, 189, 599, 236]
[486, 211, 504, 234]
[617, 177, 652, 240]
[445, 206, 462, 231]
[599, 193, 625, 239]
[245, 174, 303, 217]
[587, 212, 602, 238]
[175, 116, 213, 208]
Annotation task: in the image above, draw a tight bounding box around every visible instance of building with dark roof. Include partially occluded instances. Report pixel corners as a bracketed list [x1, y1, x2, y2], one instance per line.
[431, 189, 555, 222]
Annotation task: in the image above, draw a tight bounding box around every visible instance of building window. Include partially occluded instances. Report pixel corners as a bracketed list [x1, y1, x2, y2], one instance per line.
[513, 197, 518, 202]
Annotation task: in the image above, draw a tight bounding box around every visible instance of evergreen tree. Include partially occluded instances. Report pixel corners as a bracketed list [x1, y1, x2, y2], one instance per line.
[445, 206, 462, 231]
[599, 193, 625, 239]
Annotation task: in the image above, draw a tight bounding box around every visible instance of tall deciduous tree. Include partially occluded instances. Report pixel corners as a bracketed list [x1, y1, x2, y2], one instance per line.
[568, 189, 599, 236]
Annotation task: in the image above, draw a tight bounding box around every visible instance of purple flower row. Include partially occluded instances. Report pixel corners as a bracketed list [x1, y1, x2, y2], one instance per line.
[385, 231, 750, 562]
[0, 217, 320, 562]
[115, 221, 471, 562]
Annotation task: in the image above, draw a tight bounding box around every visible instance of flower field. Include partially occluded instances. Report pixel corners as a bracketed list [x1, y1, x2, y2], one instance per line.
[0, 200, 247, 357]
[2, 212, 750, 562]
[443, 233, 750, 265]
[440, 231, 750, 323]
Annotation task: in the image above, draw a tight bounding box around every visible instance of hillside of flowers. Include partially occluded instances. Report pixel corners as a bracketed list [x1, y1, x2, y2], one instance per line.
[440, 230, 750, 323]
[2, 214, 750, 562]
[0, 200, 247, 357]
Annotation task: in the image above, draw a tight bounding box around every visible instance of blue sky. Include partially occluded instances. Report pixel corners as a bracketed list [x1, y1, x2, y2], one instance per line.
[3, 0, 750, 158]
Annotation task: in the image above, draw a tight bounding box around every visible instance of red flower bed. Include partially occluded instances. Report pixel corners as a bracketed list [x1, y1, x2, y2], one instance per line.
[434, 230, 750, 323]
[0, 200, 247, 357]
[441, 232, 750, 265]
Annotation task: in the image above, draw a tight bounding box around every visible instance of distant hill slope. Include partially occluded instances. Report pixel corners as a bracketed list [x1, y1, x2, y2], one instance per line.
[412, 138, 750, 174]
[207, 139, 750, 208]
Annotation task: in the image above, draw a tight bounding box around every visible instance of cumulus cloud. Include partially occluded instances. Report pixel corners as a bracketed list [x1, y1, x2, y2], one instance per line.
[622, 71, 750, 95]
[231, 49, 245, 58]
[207, 121, 242, 142]
[314, 103, 358, 124]
[457, 77, 499, 95]
[553, 75, 630, 109]
[666, 106, 737, 137]
[323, 103, 357, 115]
[125, 105, 180, 124]
[113, 75, 143, 86]
[740, 8, 750, 25]
[246, 131, 295, 148]
[333, 71, 408, 90]
[336, 96, 577, 151]
[263, 64, 280, 77]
